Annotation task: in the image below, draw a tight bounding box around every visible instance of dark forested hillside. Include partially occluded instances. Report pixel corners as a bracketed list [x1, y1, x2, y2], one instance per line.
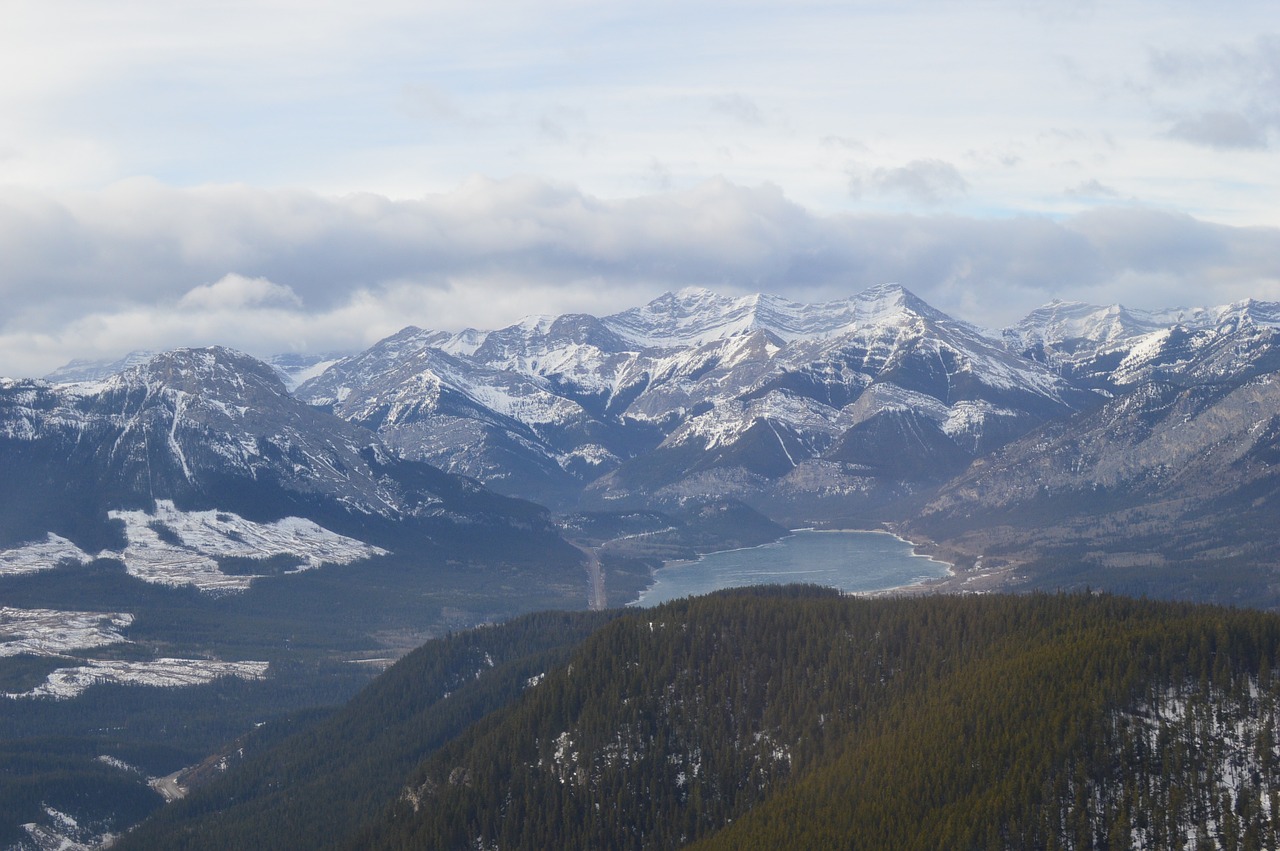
[121, 589, 1280, 851]
[114, 609, 622, 851]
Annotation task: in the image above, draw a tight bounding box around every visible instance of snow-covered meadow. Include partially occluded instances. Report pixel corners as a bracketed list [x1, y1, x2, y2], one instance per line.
[0, 500, 387, 593]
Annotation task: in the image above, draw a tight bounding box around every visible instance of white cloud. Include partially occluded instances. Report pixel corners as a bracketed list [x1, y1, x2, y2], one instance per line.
[1146, 35, 1280, 151]
[0, 178, 1278, 378]
[0, 3, 1276, 391]
[178, 274, 302, 311]
[849, 160, 969, 205]
[0, 2, 1275, 226]
[1168, 111, 1269, 150]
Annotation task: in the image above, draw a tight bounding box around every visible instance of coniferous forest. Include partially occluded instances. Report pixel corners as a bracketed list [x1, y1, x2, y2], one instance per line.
[118, 587, 1280, 850]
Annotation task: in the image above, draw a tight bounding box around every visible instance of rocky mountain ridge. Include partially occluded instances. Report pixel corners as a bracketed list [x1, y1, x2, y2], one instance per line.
[30, 285, 1280, 601]
[904, 300, 1280, 603]
[297, 284, 1096, 519]
[45, 350, 347, 391]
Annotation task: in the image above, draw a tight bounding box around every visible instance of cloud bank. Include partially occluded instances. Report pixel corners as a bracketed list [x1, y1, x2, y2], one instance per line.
[2, 178, 1279, 378]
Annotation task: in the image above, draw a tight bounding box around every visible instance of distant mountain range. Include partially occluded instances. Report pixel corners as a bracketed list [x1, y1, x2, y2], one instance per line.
[294, 285, 1093, 517]
[4, 346, 577, 593]
[28, 284, 1280, 604]
[45, 350, 348, 391]
[14, 284, 1280, 846]
[916, 297, 1280, 603]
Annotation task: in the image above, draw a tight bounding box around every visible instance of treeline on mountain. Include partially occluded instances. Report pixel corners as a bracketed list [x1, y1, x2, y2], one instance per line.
[115, 609, 622, 851]
[120, 588, 1280, 850]
[0, 550, 504, 846]
[0, 501, 624, 845]
[0, 663, 368, 849]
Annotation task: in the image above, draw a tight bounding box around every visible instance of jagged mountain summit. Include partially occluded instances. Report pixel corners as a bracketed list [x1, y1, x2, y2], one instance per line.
[1003, 296, 1280, 390]
[45, 349, 349, 391]
[299, 285, 1094, 519]
[0, 347, 588, 849]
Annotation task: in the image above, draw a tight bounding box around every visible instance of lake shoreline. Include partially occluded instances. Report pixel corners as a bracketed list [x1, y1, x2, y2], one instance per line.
[630, 529, 953, 607]
[791, 528, 958, 596]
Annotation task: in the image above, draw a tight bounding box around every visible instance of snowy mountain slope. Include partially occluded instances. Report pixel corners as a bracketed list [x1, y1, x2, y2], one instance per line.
[0, 347, 568, 572]
[23, 348, 420, 520]
[297, 328, 636, 505]
[45, 350, 349, 391]
[602, 287, 869, 347]
[44, 350, 160, 384]
[911, 317, 1280, 602]
[1003, 300, 1168, 358]
[301, 284, 1094, 518]
[1002, 296, 1280, 390]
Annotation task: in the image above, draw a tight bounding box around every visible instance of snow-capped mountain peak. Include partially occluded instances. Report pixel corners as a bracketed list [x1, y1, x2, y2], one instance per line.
[597, 284, 944, 350]
[1210, 297, 1280, 331]
[44, 350, 160, 384]
[1001, 295, 1280, 390]
[113, 346, 286, 395]
[297, 284, 1095, 513]
[849, 282, 942, 325]
[1004, 300, 1166, 352]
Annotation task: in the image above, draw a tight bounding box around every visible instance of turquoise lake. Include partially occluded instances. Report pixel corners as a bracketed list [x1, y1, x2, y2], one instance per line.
[631, 529, 950, 607]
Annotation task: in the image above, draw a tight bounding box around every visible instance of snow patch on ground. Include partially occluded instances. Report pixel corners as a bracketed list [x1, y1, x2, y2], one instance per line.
[0, 608, 134, 657]
[561, 444, 619, 468]
[106, 500, 388, 593]
[0, 503, 388, 594]
[96, 755, 145, 775]
[21, 807, 98, 851]
[5, 658, 270, 700]
[668, 391, 845, 453]
[0, 533, 93, 577]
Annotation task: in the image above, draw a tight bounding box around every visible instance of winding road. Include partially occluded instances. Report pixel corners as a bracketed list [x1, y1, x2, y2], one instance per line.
[573, 542, 606, 611]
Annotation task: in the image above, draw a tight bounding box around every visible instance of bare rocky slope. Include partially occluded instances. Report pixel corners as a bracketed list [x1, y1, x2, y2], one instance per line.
[913, 301, 1280, 604]
[298, 285, 1095, 522]
[294, 286, 1280, 603]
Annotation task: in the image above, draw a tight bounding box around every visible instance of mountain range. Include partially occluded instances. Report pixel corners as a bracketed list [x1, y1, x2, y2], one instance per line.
[3, 346, 569, 564]
[26, 282, 1280, 605]
[11, 283, 1280, 846]
[290, 284, 1280, 605]
[915, 297, 1280, 603]
[295, 285, 1094, 518]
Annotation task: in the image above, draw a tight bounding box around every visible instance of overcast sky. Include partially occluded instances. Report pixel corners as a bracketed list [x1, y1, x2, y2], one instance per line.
[2, 0, 1279, 377]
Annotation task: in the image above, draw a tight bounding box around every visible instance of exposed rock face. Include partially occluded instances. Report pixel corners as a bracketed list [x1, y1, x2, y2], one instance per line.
[299, 285, 1093, 519]
[913, 310, 1280, 603]
[26, 286, 1280, 600]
